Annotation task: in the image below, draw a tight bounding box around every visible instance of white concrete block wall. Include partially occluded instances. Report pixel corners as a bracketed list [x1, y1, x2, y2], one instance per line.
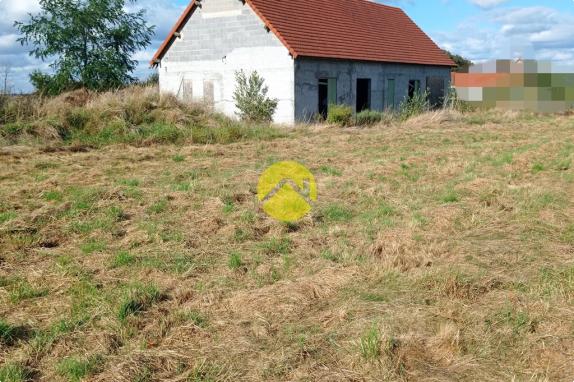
[158, 0, 295, 124]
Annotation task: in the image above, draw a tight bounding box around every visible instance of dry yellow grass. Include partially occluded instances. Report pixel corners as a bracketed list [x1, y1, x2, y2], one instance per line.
[0, 110, 573, 381]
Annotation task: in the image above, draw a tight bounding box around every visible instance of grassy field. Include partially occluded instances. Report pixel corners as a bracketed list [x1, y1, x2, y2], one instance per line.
[0, 110, 573, 381]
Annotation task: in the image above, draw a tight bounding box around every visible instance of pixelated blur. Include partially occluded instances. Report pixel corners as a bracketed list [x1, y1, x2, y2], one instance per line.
[452, 60, 574, 113]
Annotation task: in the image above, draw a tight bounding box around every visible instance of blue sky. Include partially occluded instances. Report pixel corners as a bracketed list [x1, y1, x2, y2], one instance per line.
[1, 0, 574, 92]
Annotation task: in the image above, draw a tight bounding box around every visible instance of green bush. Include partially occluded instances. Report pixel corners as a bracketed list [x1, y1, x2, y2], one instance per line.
[399, 91, 430, 121]
[233, 70, 278, 123]
[355, 110, 385, 126]
[327, 104, 353, 126]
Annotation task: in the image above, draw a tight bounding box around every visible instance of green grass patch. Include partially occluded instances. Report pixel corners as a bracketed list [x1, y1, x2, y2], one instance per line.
[554, 158, 571, 171]
[178, 309, 208, 328]
[111, 250, 136, 268]
[233, 227, 252, 243]
[56, 355, 104, 382]
[118, 178, 140, 187]
[0, 362, 31, 382]
[70, 217, 112, 234]
[321, 204, 353, 222]
[172, 182, 192, 192]
[359, 325, 381, 361]
[63, 187, 103, 218]
[318, 165, 342, 176]
[0, 211, 17, 224]
[191, 121, 285, 144]
[361, 200, 396, 223]
[172, 153, 185, 162]
[536, 265, 574, 299]
[0, 320, 26, 346]
[321, 250, 341, 263]
[222, 200, 234, 214]
[80, 238, 107, 254]
[139, 253, 195, 274]
[531, 162, 545, 174]
[486, 306, 536, 335]
[147, 198, 168, 214]
[118, 284, 163, 321]
[259, 237, 292, 256]
[561, 224, 574, 244]
[490, 151, 514, 166]
[30, 316, 88, 357]
[43, 190, 64, 202]
[440, 188, 460, 203]
[359, 292, 387, 302]
[9, 279, 48, 303]
[228, 252, 243, 270]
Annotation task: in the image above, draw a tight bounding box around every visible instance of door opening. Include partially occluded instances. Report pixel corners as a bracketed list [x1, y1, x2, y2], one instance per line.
[426, 77, 445, 108]
[356, 78, 371, 112]
[318, 78, 337, 118]
[408, 80, 421, 100]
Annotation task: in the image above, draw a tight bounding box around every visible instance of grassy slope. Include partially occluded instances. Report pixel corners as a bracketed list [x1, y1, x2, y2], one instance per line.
[0, 112, 573, 381]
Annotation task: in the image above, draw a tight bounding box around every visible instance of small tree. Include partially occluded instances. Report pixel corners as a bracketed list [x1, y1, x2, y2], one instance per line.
[15, 0, 154, 95]
[233, 70, 278, 123]
[443, 50, 473, 73]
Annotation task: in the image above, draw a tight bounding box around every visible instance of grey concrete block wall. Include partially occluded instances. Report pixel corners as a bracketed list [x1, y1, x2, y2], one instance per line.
[294, 57, 452, 121]
[164, 0, 282, 63]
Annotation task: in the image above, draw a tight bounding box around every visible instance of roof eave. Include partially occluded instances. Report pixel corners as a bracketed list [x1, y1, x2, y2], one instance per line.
[149, 0, 198, 67]
[296, 54, 456, 68]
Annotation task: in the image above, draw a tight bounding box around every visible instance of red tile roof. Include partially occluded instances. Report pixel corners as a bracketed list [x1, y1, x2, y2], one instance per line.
[151, 0, 455, 67]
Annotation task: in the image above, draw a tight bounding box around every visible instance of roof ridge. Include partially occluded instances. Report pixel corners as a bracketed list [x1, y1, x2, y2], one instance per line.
[150, 0, 455, 67]
[355, 0, 401, 10]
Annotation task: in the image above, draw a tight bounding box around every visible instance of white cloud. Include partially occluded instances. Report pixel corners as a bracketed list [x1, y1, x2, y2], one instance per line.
[469, 0, 509, 9]
[434, 6, 574, 70]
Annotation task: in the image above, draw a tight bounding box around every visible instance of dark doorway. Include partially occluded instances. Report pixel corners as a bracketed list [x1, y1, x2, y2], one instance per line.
[318, 78, 337, 118]
[408, 80, 421, 100]
[356, 78, 371, 112]
[426, 77, 445, 108]
[318, 79, 328, 118]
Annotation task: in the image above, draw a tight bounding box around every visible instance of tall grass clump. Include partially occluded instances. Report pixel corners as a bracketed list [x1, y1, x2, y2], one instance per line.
[355, 109, 386, 126]
[0, 362, 31, 382]
[117, 284, 163, 321]
[327, 104, 353, 126]
[398, 91, 430, 121]
[191, 115, 285, 144]
[359, 325, 381, 360]
[1, 85, 286, 147]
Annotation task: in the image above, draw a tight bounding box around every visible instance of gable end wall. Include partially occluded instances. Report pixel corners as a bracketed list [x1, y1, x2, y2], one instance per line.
[159, 0, 295, 124]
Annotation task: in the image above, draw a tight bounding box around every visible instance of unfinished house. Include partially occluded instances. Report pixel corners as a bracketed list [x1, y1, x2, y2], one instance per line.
[151, 0, 454, 124]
